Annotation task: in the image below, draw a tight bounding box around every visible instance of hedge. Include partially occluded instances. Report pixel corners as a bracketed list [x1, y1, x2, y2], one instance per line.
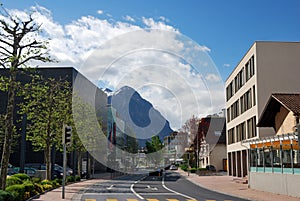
[5, 184, 25, 201]
[11, 173, 30, 181]
[6, 177, 22, 188]
[0, 190, 14, 201]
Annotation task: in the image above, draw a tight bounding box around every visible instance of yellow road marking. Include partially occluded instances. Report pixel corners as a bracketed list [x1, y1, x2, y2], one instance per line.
[106, 199, 118, 201]
[166, 199, 179, 201]
[85, 199, 96, 201]
[127, 199, 139, 201]
[147, 199, 159, 201]
[187, 200, 197, 201]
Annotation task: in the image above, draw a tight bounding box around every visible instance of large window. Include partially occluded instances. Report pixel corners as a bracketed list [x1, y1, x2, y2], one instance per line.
[234, 68, 245, 93]
[228, 128, 235, 144]
[246, 55, 255, 81]
[247, 116, 257, 138]
[236, 122, 246, 142]
[226, 81, 234, 101]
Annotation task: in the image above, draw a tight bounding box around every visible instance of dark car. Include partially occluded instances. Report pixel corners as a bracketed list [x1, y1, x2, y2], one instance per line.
[13, 167, 37, 177]
[7, 168, 18, 176]
[206, 165, 216, 172]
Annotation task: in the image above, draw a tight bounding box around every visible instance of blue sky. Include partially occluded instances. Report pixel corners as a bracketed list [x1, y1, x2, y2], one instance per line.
[2, 0, 300, 81]
[1, 0, 300, 129]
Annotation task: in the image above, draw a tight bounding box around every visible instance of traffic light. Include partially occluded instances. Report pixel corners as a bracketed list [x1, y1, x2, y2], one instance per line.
[64, 125, 72, 146]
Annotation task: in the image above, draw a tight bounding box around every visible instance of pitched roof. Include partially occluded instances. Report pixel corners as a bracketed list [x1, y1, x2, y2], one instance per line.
[257, 93, 300, 128]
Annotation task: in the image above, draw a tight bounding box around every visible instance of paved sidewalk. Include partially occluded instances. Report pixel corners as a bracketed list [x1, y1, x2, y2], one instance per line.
[30, 172, 118, 201]
[178, 169, 300, 201]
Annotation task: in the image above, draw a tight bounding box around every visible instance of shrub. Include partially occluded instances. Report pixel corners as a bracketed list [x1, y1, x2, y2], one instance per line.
[34, 183, 44, 194]
[11, 173, 30, 181]
[189, 167, 197, 173]
[0, 190, 14, 201]
[66, 175, 75, 183]
[6, 177, 22, 188]
[22, 181, 36, 197]
[41, 179, 52, 185]
[75, 175, 81, 182]
[180, 164, 188, 171]
[5, 184, 25, 201]
[32, 177, 41, 184]
[53, 178, 62, 185]
[42, 184, 53, 191]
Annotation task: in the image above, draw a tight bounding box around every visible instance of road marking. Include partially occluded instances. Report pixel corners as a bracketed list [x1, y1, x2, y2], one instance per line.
[127, 199, 139, 201]
[85, 199, 96, 201]
[107, 185, 114, 190]
[166, 199, 179, 201]
[146, 199, 159, 201]
[146, 185, 158, 190]
[106, 199, 118, 201]
[130, 176, 147, 200]
[187, 200, 197, 201]
[162, 175, 196, 200]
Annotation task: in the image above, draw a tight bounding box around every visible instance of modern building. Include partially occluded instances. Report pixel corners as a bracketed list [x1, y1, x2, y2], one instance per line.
[0, 67, 108, 173]
[225, 42, 300, 178]
[248, 93, 300, 197]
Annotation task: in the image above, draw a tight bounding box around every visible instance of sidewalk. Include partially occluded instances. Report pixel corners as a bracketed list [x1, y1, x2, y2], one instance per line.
[30, 172, 116, 201]
[177, 169, 300, 201]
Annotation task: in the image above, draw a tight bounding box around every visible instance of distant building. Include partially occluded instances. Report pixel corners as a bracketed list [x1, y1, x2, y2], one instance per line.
[196, 116, 227, 172]
[164, 131, 188, 165]
[225, 41, 300, 178]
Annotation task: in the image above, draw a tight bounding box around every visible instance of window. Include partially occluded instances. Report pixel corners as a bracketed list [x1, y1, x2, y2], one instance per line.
[231, 100, 239, 119]
[234, 68, 245, 93]
[247, 116, 257, 138]
[253, 85, 256, 106]
[226, 81, 234, 101]
[227, 108, 230, 122]
[246, 55, 255, 81]
[228, 128, 235, 144]
[236, 122, 246, 142]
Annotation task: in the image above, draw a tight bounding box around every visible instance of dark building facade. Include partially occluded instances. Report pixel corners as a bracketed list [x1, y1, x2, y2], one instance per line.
[0, 67, 108, 172]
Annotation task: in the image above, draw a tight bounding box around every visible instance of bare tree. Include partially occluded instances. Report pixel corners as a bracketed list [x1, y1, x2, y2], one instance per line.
[0, 11, 52, 189]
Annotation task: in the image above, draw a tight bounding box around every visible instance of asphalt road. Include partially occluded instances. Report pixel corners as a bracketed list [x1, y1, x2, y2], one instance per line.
[73, 171, 249, 201]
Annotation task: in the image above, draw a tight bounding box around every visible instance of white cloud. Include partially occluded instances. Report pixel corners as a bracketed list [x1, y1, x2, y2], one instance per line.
[5, 6, 225, 130]
[223, 63, 231, 67]
[123, 15, 135, 22]
[97, 10, 104, 15]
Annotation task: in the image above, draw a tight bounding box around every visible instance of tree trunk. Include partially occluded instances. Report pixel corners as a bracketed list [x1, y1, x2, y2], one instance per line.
[77, 151, 82, 177]
[0, 71, 16, 190]
[45, 143, 51, 180]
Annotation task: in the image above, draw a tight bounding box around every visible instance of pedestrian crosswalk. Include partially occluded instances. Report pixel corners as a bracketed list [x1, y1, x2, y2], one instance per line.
[85, 199, 234, 201]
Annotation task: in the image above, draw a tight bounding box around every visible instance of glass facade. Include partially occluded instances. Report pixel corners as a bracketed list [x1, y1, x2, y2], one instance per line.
[249, 137, 300, 174]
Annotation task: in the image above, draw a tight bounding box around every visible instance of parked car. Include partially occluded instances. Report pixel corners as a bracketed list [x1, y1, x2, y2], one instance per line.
[13, 167, 37, 177]
[7, 168, 18, 176]
[206, 165, 216, 172]
[170, 165, 178, 170]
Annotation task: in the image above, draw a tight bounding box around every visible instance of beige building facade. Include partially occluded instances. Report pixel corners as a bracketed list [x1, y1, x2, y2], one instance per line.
[225, 41, 300, 178]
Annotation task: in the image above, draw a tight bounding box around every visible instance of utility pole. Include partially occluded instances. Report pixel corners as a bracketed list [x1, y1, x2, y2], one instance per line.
[62, 124, 72, 199]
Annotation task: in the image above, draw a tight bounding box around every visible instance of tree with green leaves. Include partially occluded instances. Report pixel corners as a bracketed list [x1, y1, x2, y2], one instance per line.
[145, 136, 163, 168]
[19, 75, 71, 180]
[0, 10, 53, 189]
